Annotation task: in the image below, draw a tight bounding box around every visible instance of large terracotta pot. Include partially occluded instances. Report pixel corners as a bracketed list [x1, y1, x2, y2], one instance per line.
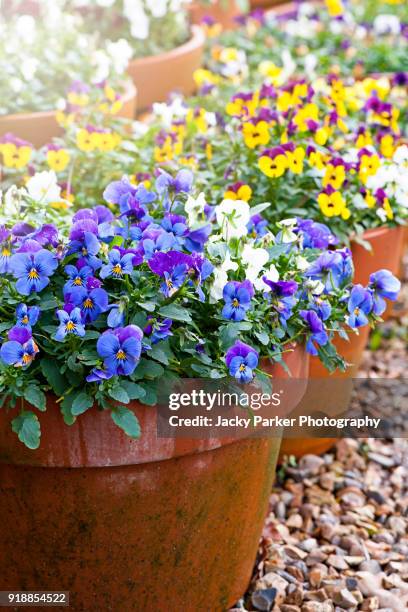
[128, 26, 205, 112]
[251, 0, 291, 9]
[0, 346, 307, 611]
[0, 82, 137, 149]
[190, 0, 243, 29]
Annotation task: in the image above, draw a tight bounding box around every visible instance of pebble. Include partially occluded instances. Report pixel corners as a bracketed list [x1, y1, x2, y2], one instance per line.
[332, 588, 359, 609]
[251, 588, 277, 611]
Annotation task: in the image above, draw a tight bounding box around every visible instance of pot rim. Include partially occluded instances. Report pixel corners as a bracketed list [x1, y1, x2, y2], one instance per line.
[358, 225, 402, 240]
[129, 25, 205, 70]
[0, 80, 137, 125]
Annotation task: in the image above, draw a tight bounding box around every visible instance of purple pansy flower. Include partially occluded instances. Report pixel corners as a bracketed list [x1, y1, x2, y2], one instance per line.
[300, 310, 329, 356]
[9, 249, 58, 295]
[144, 317, 173, 344]
[225, 341, 259, 383]
[68, 231, 101, 270]
[222, 280, 254, 322]
[96, 325, 143, 376]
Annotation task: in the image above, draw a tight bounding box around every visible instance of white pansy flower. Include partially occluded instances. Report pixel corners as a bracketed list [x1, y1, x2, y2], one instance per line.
[106, 39, 133, 75]
[215, 199, 250, 241]
[296, 255, 310, 272]
[393, 145, 408, 168]
[185, 192, 206, 225]
[304, 279, 325, 296]
[276, 218, 298, 243]
[153, 97, 188, 128]
[373, 14, 401, 36]
[2, 186, 26, 219]
[242, 245, 269, 283]
[210, 254, 238, 302]
[26, 171, 61, 204]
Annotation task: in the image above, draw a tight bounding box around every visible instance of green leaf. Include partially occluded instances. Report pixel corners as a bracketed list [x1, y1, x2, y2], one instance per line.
[71, 392, 94, 416]
[132, 359, 164, 380]
[60, 393, 76, 426]
[139, 382, 158, 406]
[40, 359, 68, 396]
[25, 386, 46, 411]
[11, 411, 41, 449]
[250, 201, 271, 216]
[158, 304, 192, 323]
[111, 406, 141, 438]
[108, 385, 130, 404]
[255, 331, 270, 346]
[149, 344, 170, 365]
[120, 381, 146, 401]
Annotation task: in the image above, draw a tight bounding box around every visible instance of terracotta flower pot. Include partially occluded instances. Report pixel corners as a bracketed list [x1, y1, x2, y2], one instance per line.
[190, 0, 243, 29]
[0, 346, 307, 610]
[351, 225, 405, 285]
[0, 82, 137, 149]
[251, 0, 291, 9]
[128, 26, 205, 112]
[279, 328, 371, 461]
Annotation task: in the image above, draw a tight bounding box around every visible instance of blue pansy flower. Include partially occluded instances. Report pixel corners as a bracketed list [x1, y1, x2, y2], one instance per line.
[306, 250, 351, 292]
[368, 269, 401, 316]
[0, 226, 13, 273]
[15, 304, 40, 329]
[142, 229, 175, 260]
[148, 251, 195, 297]
[70, 287, 109, 323]
[247, 214, 268, 239]
[347, 285, 373, 328]
[184, 224, 212, 253]
[300, 309, 329, 356]
[10, 249, 58, 295]
[68, 231, 101, 270]
[156, 169, 193, 196]
[100, 249, 134, 280]
[107, 303, 126, 329]
[0, 328, 39, 368]
[222, 280, 254, 322]
[225, 341, 259, 383]
[64, 264, 93, 293]
[296, 218, 338, 249]
[96, 325, 143, 376]
[55, 308, 86, 342]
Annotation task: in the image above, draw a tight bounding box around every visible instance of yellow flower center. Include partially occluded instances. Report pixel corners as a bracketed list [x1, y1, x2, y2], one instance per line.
[2, 247, 10, 257]
[116, 349, 126, 361]
[22, 316, 29, 324]
[232, 298, 240, 307]
[239, 364, 246, 372]
[28, 268, 39, 280]
[84, 298, 93, 309]
[66, 321, 76, 332]
[112, 264, 123, 275]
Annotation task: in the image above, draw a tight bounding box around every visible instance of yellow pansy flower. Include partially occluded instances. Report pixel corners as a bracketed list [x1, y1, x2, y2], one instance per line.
[224, 183, 252, 202]
[47, 149, 71, 173]
[359, 153, 380, 183]
[322, 163, 346, 189]
[242, 121, 270, 149]
[318, 190, 349, 218]
[286, 147, 305, 174]
[293, 103, 319, 132]
[259, 152, 288, 178]
[325, 0, 344, 17]
[1, 143, 32, 169]
[76, 129, 97, 152]
[380, 134, 395, 158]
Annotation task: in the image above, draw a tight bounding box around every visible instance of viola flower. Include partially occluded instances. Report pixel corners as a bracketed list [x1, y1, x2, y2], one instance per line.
[300, 310, 329, 356]
[69, 287, 109, 324]
[368, 269, 401, 315]
[15, 304, 40, 329]
[284, 144, 305, 175]
[247, 214, 268, 239]
[64, 264, 93, 293]
[55, 308, 85, 342]
[317, 186, 350, 220]
[107, 303, 126, 329]
[10, 249, 58, 295]
[0, 328, 39, 368]
[224, 182, 253, 203]
[347, 285, 373, 328]
[225, 341, 259, 384]
[141, 229, 176, 260]
[306, 250, 350, 292]
[262, 279, 298, 297]
[222, 280, 254, 322]
[68, 231, 101, 270]
[46, 146, 71, 173]
[296, 219, 338, 249]
[259, 147, 288, 178]
[156, 169, 194, 195]
[161, 214, 188, 249]
[322, 162, 346, 190]
[215, 199, 251, 240]
[144, 317, 173, 344]
[358, 150, 381, 184]
[96, 325, 143, 376]
[86, 368, 114, 384]
[100, 249, 135, 280]
[242, 120, 270, 149]
[148, 251, 194, 297]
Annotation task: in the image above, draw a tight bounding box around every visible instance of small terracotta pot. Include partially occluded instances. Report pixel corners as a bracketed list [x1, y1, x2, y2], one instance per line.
[128, 26, 205, 112]
[190, 0, 243, 29]
[0, 82, 137, 149]
[0, 346, 306, 610]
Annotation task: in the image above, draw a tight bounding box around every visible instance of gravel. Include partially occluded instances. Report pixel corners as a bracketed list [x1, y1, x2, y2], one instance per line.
[230, 252, 408, 611]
